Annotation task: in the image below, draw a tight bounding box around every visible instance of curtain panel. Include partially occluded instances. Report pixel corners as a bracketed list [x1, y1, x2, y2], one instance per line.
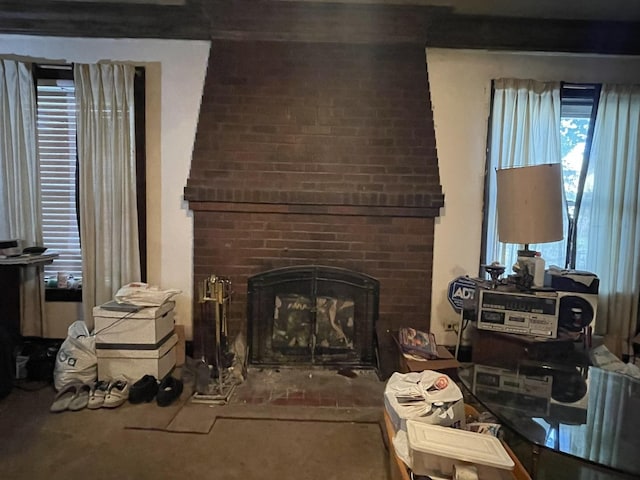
[0, 59, 45, 337]
[485, 79, 566, 271]
[74, 63, 140, 327]
[578, 84, 640, 354]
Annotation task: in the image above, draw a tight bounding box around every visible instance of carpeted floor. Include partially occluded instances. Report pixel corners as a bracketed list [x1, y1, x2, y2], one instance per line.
[0, 370, 391, 480]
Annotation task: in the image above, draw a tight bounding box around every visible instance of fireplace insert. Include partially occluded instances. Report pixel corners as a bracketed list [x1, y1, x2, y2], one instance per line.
[247, 265, 379, 368]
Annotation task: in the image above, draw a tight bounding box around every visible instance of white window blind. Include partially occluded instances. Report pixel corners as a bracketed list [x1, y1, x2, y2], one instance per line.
[36, 78, 82, 281]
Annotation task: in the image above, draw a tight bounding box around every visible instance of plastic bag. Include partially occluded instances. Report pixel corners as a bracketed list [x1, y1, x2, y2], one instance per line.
[114, 282, 181, 307]
[53, 321, 97, 391]
[384, 370, 465, 432]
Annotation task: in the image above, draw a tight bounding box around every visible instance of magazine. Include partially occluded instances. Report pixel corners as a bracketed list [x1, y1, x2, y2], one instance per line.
[398, 327, 438, 360]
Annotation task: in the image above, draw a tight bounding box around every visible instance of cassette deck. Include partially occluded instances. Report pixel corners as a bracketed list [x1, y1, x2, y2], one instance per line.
[477, 289, 559, 338]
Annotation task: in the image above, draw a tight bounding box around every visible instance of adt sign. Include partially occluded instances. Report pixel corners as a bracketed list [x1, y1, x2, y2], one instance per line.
[447, 276, 476, 313]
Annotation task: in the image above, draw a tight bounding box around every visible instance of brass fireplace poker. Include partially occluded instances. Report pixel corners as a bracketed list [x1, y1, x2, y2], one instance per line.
[192, 274, 238, 405]
[201, 273, 231, 349]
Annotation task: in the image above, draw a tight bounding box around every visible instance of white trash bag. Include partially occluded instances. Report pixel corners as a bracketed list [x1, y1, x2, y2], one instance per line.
[53, 320, 97, 391]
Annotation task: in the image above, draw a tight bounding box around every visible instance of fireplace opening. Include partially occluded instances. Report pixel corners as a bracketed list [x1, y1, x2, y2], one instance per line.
[247, 266, 379, 369]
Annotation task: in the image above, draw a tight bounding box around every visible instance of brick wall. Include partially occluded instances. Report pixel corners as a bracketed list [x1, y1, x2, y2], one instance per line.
[185, 39, 443, 346]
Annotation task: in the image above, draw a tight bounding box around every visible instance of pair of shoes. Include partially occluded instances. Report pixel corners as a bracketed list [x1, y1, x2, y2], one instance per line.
[50, 382, 91, 413]
[129, 375, 159, 404]
[87, 379, 111, 409]
[156, 376, 184, 407]
[103, 378, 130, 408]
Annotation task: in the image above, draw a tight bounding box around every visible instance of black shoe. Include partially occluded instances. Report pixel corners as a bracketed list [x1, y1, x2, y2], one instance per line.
[156, 376, 183, 407]
[128, 375, 158, 404]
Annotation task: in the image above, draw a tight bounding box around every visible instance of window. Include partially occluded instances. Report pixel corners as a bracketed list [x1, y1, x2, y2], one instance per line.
[36, 66, 82, 286]
[34, 64, 147, 299]
[560, 83, 600, 269]
[483, 81, 600, 272]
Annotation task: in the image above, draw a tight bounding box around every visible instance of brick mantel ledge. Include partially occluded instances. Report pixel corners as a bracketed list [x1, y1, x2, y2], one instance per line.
[187, 200, 441, 218]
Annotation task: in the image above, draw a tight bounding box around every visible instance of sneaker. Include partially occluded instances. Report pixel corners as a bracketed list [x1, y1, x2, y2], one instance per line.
[103, 378, 130, 408]
[156, 376, 184, 407]
[129, 375, 158, 404]
[87, 379, 110, 410]
[87, 380, 110, 410]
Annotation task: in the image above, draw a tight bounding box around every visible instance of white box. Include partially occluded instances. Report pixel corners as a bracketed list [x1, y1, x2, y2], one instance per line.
[97, 333, 178, 381]
[93, 301, 175, 348]
[407, 420, 514, 480]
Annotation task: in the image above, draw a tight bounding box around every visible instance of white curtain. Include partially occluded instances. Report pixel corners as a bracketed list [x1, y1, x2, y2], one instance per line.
[75, 63, 140, 328]
[0, 59, 45, 337]
[577, 84, 640, 356]
[486, 79, 566, 271]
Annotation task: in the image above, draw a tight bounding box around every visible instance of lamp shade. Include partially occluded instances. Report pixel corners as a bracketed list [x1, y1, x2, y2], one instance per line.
[496, 163, 564, 245]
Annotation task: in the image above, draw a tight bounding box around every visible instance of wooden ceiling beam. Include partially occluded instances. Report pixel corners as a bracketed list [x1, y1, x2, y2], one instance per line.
[426, 13, 640, 55]
[0, 0, 639, 55]
[0, 0, 210, 39]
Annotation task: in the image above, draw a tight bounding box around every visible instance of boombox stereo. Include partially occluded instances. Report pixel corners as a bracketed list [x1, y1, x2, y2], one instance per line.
[477, 289, 598, 339]
[557, 291, 598, 332]
[477, 289, 559, 338]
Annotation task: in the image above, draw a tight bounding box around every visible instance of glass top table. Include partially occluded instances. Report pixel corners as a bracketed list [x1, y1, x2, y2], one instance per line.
[459, 361, 640, 479]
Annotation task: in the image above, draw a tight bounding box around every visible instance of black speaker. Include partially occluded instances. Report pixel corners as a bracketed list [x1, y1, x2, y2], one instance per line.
[557, 292, 598, 332]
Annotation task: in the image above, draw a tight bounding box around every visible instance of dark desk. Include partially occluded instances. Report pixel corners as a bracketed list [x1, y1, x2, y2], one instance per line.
[0, 252, 58, 338]
[459, 362, 640, 480]
[0, 252, 58, 266]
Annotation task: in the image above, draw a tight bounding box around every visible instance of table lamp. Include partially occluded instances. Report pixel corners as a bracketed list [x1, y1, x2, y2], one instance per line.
[496, 163, 564, 287]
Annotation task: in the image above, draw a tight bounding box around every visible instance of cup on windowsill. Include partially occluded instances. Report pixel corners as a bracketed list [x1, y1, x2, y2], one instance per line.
[57, 272, 69, 289]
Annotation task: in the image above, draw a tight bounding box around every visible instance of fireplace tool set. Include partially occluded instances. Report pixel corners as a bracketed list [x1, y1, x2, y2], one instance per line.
[192, 274, 239, 405]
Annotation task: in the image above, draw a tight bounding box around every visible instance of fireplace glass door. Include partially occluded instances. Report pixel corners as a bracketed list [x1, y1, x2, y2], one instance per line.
[247, 266, 379, 368]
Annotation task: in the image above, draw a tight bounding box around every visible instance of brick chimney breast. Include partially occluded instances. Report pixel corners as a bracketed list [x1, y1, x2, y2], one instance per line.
[186, 39, 443, 345]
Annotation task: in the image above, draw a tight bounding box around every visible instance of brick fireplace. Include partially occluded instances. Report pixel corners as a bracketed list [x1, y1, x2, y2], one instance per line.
[184, 38, 443, 364]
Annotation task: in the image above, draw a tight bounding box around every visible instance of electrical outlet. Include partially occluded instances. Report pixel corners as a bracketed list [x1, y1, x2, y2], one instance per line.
[443, 322, 456, 332]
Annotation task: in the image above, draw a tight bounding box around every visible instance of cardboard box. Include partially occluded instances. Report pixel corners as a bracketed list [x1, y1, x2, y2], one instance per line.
[93, 301, 175, 348]
[97, 333, 178, 381]
[400, 345, 460, 373]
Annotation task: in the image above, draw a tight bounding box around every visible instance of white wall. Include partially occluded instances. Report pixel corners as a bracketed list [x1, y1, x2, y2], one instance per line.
[0, 35, 210, 338]
[5, 37, 640, 345]
[427, 48, 640, 346]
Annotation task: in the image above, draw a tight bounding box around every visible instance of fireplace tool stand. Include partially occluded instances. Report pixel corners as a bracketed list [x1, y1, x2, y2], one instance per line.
[192, 274, 238, 405]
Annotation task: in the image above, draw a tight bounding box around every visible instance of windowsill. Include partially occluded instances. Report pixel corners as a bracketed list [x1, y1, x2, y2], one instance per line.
[45, 288, 82, 302]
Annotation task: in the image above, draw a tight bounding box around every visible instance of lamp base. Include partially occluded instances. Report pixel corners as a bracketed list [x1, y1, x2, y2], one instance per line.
[517, 244, 536, 258]
[515, 245, 545, 290]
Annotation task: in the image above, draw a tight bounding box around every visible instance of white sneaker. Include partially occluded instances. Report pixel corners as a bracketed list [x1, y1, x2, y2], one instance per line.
[87, 379, 111, 409]
[103, 378, 130, 408]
